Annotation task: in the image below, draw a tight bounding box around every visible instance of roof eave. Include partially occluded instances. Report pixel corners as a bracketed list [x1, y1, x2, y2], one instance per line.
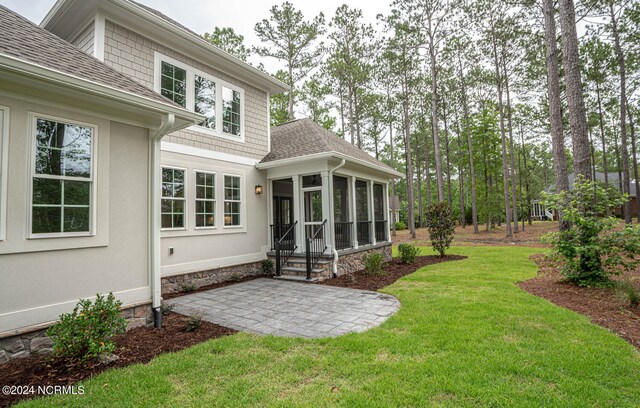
[0, 53, 204, 128]
[256, 151, 403, 179]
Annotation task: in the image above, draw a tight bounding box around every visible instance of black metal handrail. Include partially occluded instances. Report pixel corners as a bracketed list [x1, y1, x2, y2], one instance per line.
[334, 221, 353, 250]
[357, 220, 371, 246]
[375, 220, 388, 242]
[305, 219, 327, 280]
[274, 221, 297, 276]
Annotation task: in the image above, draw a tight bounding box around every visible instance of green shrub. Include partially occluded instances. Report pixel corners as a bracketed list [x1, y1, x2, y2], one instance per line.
[616, 280, 640, 308]
[261, 259, 274, 275]
[47, 292, 126, 362]
[185, 312, 203, 332]
[424, 202, 456, 257]
[363, 252, 385, 275]
[395, 221, 407, 231]
[398, 243, 419, 264]
[160, 302, 174, 316]
[180, 282, 197, 293]
[542, 176, 640, 287]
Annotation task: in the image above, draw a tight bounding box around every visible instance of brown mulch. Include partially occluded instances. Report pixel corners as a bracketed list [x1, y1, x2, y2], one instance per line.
[319, 255, 467, 291]
[163, 275, 263, 300]
[0, 313, 236, 407]
[519, 254, 640, 349]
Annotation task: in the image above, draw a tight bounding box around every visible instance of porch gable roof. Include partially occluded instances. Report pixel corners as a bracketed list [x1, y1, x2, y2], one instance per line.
[258, 119, 403, 178]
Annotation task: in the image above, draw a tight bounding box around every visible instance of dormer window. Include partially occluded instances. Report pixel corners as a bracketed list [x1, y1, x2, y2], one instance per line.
[154, 52, 244, 142]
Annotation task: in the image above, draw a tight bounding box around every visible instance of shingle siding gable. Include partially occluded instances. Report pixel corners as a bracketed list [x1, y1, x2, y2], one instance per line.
[103, 20, 269, 160]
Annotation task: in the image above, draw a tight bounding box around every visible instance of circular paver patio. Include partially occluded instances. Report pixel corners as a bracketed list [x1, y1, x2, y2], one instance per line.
[166, 278, 400, 338]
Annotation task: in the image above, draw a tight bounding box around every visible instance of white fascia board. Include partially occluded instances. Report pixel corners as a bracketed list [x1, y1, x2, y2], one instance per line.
[256, 151, 404, 179]
[0, 53, 204, 128]
[161, 142, 259, 166]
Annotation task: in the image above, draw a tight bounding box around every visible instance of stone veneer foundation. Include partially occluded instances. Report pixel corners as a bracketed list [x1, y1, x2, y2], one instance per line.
[161, 260, 265, 294]
[0, 303, 153, 364]
[336, 242, 393, 276]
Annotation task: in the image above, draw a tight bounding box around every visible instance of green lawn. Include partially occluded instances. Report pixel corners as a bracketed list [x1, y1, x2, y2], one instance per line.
[22, 246, 640, 407]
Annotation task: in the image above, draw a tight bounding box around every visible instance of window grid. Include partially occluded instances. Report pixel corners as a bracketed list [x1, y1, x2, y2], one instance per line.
[161, 168, 185, 229]
[224, 175, 241, 227]
[222, 87, 241, 136]
[32, 118, 93, 235]
[160, 62, 186, 107]
[195, 171, 215, 228]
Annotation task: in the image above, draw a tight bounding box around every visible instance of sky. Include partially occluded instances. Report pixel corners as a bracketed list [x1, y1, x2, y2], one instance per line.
[0, 0, 391, 73]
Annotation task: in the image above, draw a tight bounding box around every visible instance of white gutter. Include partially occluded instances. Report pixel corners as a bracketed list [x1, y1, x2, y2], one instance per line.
[149, 113, 175, 328]
[329, 159, 346, 277]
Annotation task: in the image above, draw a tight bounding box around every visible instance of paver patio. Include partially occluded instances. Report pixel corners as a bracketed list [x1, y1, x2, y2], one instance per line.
[165, 278, 400, 338]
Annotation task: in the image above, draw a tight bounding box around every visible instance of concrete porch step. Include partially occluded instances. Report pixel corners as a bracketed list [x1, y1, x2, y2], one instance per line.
[286, 258, 331, 266]
[272, 275, 319, 283]
[281, 266, 324, 275]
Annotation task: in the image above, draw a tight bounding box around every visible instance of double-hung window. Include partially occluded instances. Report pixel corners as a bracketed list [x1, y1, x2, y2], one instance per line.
[31, 117, 93, 235]
[195, 171, 215, 228]
[155, 54, 244, 140]
[224, 175, 241, 227]
[161, 167, 185, 229]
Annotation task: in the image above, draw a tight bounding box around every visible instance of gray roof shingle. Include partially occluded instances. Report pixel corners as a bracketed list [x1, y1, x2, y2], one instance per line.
[0, 5, 182, 108]
[261, 118, 397, 174]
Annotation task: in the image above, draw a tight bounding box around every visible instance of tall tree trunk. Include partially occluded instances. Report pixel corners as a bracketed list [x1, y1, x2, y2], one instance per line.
[428, 19, 445, 202]
[442, 96, 453, 208]
[455, 106, 466, 228]
[609, 1, 631, 224]
[416, 136, 423, 228]
[628, 107, 639, 222]
[287, 66, 295, 120]
[520, 124, 532, 226]
[402, 76, 416, 239]
[354, 91, 362, 149]
[492, 34, 513, 238]
[387, 87, 396, 237]
[348, 84, 355, 145]
[613, 120, 623, 192]
[424, 122, 432, 209]
[596, 83, 609, 187]
[339, 81, 346, 139]
[458, 54, 479, 233]
[543, 0, 570, 229]
[558, 0, 592, 180]
[502, 57, 519, 232]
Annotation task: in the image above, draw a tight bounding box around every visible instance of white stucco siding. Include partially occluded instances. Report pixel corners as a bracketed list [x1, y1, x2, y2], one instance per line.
[159, 149, 269, 276]
[0, 97, 150, 334]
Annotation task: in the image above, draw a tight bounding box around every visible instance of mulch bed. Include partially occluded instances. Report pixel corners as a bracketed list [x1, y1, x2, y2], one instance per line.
[319, 255, 467, 291]
[519, 254, 640, 349]
[0, 313, 236, 407]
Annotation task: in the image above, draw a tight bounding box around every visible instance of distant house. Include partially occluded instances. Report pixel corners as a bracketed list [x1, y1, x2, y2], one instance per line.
[0, 1, 400, 362]
[532, 172, 639, 220]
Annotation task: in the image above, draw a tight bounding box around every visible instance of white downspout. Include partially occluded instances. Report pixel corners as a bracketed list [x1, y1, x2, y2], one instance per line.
[149, 114, 175, 328]
[329, 159, 346, 277]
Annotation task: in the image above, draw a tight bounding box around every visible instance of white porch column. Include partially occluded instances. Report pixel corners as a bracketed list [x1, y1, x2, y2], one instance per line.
[384, 182, 391, 242]
[292, 175, 304, 252]
[321, 171, 332, 253]
[368, 179, 376, 245]
[350, 176, 358, 248]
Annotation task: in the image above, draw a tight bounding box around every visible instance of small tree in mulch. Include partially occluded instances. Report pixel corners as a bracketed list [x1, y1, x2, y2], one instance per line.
[424, 202, 456, 258]
[542, 176, 640, 287]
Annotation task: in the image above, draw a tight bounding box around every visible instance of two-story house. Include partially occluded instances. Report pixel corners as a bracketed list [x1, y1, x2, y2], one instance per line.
[0, 0, 400, 362]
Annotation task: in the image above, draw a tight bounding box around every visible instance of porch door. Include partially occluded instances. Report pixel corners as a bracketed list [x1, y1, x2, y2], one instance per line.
[304, 190, 324, 240]
[273, 196, 293, 226]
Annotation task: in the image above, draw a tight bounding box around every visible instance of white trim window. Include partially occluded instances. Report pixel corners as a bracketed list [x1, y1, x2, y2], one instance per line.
[224, 175, 241, 227]
[195, 171, 215, 228]
[31, 117, 94, 236]
[154, 53, 245, 142]
[161, 167, 186, 229]
[0, 106, 8, 240]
